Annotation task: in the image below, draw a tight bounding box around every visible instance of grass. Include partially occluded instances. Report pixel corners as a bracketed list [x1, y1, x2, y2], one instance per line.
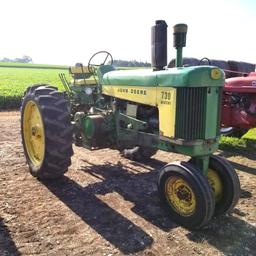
[219, 135, 247, 150]
[219, 129, 256, 151]
[0, 63, 133, 109]
[0, 66, 70, 109]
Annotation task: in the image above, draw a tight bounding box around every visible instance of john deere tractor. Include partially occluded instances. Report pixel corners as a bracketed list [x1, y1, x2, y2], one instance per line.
[21, 20, 240, 229]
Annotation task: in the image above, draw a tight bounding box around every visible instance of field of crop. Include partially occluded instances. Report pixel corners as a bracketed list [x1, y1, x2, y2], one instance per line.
[0, 63, 69, 109]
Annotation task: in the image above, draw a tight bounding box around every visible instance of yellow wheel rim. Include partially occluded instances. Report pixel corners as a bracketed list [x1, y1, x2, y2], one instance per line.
[207, 169, 223, 202]
[23, 100, 45, 167]
[165, 177, 196, 216]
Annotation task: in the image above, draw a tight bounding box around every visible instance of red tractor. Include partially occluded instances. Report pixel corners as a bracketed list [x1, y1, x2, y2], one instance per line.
[222, 71, 256, 133]
[169, 58, 256, 135]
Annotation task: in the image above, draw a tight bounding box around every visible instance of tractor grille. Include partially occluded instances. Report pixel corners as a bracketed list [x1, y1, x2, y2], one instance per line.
[175, 87, 207, 140]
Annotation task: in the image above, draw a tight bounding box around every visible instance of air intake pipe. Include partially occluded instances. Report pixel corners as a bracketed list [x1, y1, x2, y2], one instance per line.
[151, 20, 168, 71]
[173, 23, 188, 67]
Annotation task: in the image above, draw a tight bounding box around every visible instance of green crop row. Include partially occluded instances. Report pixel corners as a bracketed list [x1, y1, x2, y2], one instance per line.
[0, 64, 141, 110]
[0, 67, 70, 109]
[219, 129, 256, 151]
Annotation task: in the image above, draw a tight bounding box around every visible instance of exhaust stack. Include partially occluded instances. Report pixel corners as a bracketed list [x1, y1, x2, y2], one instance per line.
[151, 20, 168, 71]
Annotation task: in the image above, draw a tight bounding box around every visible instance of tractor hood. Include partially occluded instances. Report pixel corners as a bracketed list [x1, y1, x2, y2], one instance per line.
[100, 65, 224, 88]
[224, 72, 256, 93]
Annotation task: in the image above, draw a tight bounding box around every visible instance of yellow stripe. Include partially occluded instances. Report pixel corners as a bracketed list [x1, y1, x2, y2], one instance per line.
[102, 86, 157, 106]
[156, 87, 176, 137]
[102, 85, 176, 138]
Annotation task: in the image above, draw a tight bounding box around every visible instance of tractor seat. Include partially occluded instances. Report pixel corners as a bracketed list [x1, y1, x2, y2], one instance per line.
[71, 78, 98, 86]
[69, 65, 95, 80]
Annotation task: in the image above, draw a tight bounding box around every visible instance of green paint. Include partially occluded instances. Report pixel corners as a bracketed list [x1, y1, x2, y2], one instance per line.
[101, 65, 224, 88]
[157, 139, 219, 157]
[83, 116, 95, 139]
[176, 47, 183, 67]
[190, 156, 210, 175]
[71, 85, 95, 105]
[205, 87, 221, 139]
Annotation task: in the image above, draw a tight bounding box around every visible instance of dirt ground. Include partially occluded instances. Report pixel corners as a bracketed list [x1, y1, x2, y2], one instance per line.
[0, 111, 255, 256]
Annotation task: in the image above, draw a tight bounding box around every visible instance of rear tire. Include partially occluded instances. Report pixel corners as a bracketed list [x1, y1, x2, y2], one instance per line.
[21, 84, 73, 179]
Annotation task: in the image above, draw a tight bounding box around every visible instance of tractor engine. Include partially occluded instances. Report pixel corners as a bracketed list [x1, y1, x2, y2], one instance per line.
[114, 99, 159, 132]
[73, 109, 115, 148]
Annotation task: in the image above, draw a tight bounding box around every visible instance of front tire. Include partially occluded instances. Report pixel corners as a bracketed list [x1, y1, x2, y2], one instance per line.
[207, 155, 240, 216]
[21, 85, 73, 179]
[158, 161, 215, 229]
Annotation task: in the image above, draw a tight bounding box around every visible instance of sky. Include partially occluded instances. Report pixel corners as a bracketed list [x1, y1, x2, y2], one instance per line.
[0, 0, 255, 66]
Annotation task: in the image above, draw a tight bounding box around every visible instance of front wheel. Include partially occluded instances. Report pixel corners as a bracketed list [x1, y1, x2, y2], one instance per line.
[207, 155, 240, 216]
[21, 85, 73, 179]
[158, 161, 215, 229]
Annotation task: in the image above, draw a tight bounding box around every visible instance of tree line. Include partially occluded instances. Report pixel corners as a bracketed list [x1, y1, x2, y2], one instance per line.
[0, 55, 33, 63]
[112, 59, 151, 67]
[0, 56, 150, 67]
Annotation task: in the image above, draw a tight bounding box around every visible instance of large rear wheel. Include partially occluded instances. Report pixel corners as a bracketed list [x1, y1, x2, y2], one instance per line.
[158, 161, 215, 229]
[21, 85, 73, 179]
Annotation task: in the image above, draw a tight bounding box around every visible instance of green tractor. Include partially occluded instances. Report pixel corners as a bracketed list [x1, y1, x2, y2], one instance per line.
[21, 20, 240, 229]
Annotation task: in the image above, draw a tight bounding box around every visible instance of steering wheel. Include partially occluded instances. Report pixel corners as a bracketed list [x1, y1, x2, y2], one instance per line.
[88, 51, 113, 74]
[199, 57, 211, 66]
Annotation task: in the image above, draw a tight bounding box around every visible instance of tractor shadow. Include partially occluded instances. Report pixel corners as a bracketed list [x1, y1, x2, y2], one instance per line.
[80, 158, 175, 230]
[129, 157, 168, 170]
[186, 215, 256, 255]
[42, 154, 255, 255]
[43, 176, 154, 254]
[218, 148, 256, 161]
[0, 217, 21, 256]
[228, 160, 256, 175]
[217, 150, 256, 175]
[42, 158, 175, 254]
[79, 156, 256, 255]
